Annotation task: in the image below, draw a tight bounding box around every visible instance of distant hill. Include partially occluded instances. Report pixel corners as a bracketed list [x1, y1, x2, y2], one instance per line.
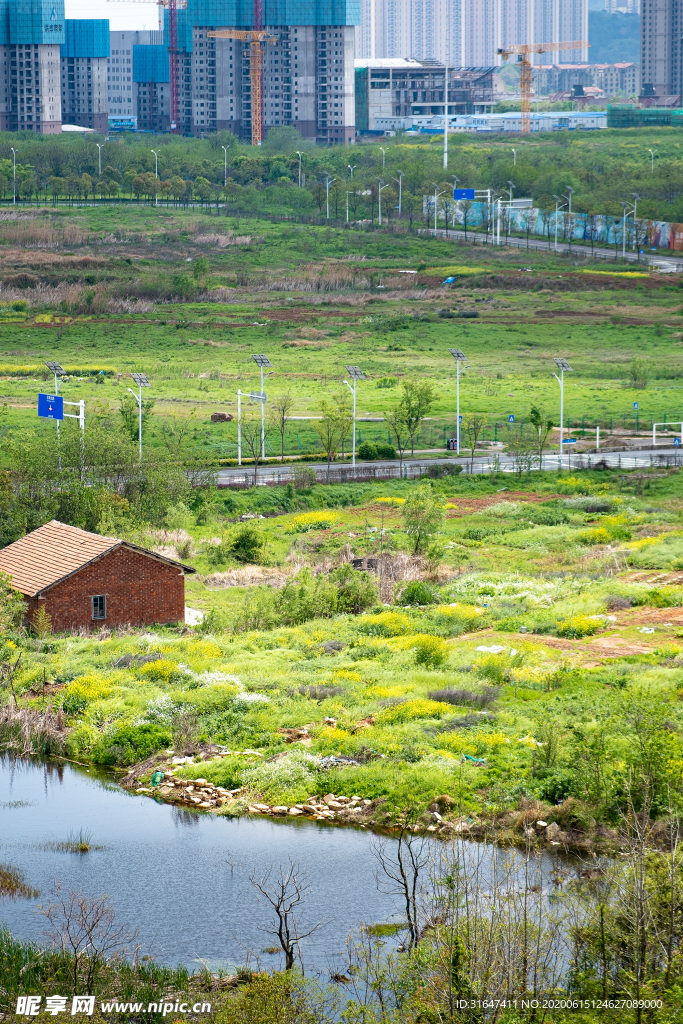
[588, 11, 640, 64]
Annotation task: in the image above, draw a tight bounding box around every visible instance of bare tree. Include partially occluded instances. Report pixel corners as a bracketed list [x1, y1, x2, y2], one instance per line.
[250, 859, 323, 971]
[372, 826, 430, 952]
[240, 416, 268, 486]
[38, 885, 138, 993]
[269, 391, 294, 463]
[528, 405, 554, 468]
[463, 412, 487, 473]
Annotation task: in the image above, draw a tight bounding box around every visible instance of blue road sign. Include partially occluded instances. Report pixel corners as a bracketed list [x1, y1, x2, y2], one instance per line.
[453, 188, 475, 200]
[634, 402, 639, 410]
[38, 393, 63, 420]
[458, 414, 463, 422]
[562, 438, 577, 444]
[676, 438, 681, 447]
[508, 414, 515, 423]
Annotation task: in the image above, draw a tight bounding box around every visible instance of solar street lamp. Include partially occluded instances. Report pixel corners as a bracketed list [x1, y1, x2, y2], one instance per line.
[393, 170, 404, 217]
[552, 194, 568, 253]
[564, 185, 574, 215]
[449, 349, 467, 454]
[324, 175, 337, 219]
[296, 151, 303, 188]
[128, 372, 151, 462]
[552, 358, 572, 470]
[45, 361, 66, 465]
[343, 365, 365, 467]
[648, 148, 657, 173]
[251, 354, 272, 458]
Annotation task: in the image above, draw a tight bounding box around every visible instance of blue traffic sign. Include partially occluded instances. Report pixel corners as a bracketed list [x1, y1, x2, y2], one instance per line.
[38, 393, 63, 420]
[562, 438, 577, 444]
[454, 188, 475, 200]
[634, 402, 639, 410]
[676, 438, 681, 447]
[508, 414, 515, 423]
[458, 414, 463, 422]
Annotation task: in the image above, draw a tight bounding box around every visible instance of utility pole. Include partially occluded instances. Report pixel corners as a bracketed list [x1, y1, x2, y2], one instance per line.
[343, 365, 365, 467]
[552, 358, 572, 471]
[377, 178, 389, 225]
[449, 348, 467, 454]
[324, 174, 336, 219]
[96, 142, 103, 176]
[393, 170, 404, 217]
[380, 146, 387, 168]
[221, 145, 228, 186]
[432, 184, 446, 233]
[296, 151, 303, 187]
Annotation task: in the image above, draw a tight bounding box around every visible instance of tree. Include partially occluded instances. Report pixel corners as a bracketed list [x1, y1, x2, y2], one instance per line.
[240, 415, 268, 486]
[400, 485, 446, 554]
[194, 176, 213, 204]
[119, 392, 155, 443]
[250, 859, 323, 971]
[392, 379, 437, 456]
[313, 394, 351, 481]
[463, 411, 487, 473]
[528, 405, 555, 467]
[269, 391, 294, 462]
[192, 255, 209, 282]
[460, 198, 474, 238]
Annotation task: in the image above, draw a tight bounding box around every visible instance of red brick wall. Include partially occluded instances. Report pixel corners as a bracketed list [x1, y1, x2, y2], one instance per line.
[25, 547, 186, 633]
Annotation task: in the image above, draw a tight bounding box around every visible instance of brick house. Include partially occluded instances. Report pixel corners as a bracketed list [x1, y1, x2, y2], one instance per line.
[0, 520, 196, 632]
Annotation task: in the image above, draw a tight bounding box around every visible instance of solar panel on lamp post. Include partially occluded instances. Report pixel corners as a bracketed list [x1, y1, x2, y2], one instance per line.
[449, 349, 467, 454]
[251, 354, 272, 459]
[128, 372, 151, 463]
[46, 361, 66, 467]
[552, 358, 572, 471]
[343, 365, 365, 468]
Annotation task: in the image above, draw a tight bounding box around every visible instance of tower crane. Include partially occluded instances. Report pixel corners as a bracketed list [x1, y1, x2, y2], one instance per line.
[107, 0, 186, 133]
[497, 40, 590, 133]
[208, 25, 277, 146]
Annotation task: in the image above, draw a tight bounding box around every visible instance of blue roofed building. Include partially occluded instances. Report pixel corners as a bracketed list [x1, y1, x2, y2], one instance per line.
[0, 0, 65, 132]
[108, 30, 161, 129]
[60, 20, 109, 132]
[133, 42, 169, 131]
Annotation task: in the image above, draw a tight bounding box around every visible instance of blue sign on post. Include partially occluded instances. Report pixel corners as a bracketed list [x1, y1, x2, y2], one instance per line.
[562, 438, 577, 444]
[676, 438, 680, 447]
[458, 414, 463, 423]
[508, 414, 515, 423]
[634, 402, 639, 410]
[38, 394, 64, 420]
[453, 188, 475, 200]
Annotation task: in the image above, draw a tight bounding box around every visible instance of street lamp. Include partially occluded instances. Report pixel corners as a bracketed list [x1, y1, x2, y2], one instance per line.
[46, 360, 65, 466]
[343, 365, 365, 467]
[648, 148, 657, 172]
[96, 142, 103, 177]
[631, 192, 639, 252]
[296, 151, 303, 188]
[221, 145, 228, 186]
[432, 184, 446, 233]
[449, 348, 467, 455]
[150, 149, 159, 206]
[564, 185, 574, 214]
[377, 178, 389, 225]
[348, 164, 356, 178]
[552, 194, 568, 252]
[251, 354, 272, 459]
[324, 174, 336, 219]
[128, 372, 151, 463]
[379, 146, 387, 168]
[511, 148, 517, 165]
[552, 358, 572, 470]
[393, 170, 404, 217]
[506, 180, 515, 202]
[10, 147, 16, 205]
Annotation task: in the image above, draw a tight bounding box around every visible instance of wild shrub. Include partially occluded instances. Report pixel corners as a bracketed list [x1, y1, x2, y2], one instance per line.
[374, 698, 447, 724]
[396, 580, 440, 606]
[554, 616, 601, 639]
[606, 595, 632, 610]
[413, 635, 450, 669]
[241, 750, 320, 802]
[230, 523, 266, 564]
[333, 564, 378, 615]
[357, 611, 411, 637]
[290, 510, 339, 532]
[299, 685, 344, 701]
[90, 723, 171, 765]
[428, 687, 500, 708]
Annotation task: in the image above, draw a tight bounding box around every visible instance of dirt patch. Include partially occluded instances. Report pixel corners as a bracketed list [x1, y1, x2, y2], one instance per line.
[445, 492, 564, 518]
[621, 570, 683, 586]
[586, 636, 655, 656]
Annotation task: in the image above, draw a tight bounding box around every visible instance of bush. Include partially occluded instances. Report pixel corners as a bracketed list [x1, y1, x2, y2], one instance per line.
[606, 595, 632, 611]
[519, 504, 569, 526]
[91, 723, 171, 765]
[413, 635, 450, 668]
[374, 698, 447, 724]
[231, 523, 266, 563]
[358, 441, 397, 461]
[554, 616, 601, 639]
[428, 687, 500, 708]
[333, 563, 379, 615]
[397, 580, 441, 606]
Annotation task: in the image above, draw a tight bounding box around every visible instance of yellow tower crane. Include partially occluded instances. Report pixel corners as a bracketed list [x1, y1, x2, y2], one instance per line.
[208, 29, 277, 145]
[497, 40, 590, 133]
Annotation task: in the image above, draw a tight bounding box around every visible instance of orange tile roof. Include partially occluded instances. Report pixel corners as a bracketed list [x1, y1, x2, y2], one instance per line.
[0, 520, 194, 597]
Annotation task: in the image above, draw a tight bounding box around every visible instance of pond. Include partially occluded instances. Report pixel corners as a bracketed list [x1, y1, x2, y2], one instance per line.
[0, 755, 566, 975]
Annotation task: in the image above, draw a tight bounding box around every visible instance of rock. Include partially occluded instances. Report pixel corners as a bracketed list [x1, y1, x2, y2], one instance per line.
[194, 778, 208, 786]
[431, 811, 442, 822]
[198, 801, 213, 808]
[253, 803, 271, 812]
[288, 808, 304, 816]
[135, 787, 151, 794]
[454, 821, 470, 833]
[303, 805, 318, 814]
[327, 801, 344, 809]
[271, 806, 289, 815]
[247, 806, 262, 813]
[536, 820, 548, 829]
[323, 640, 345, 653]
[323, 717, 338, 727]
[323, 794, 337, 805]
[211, 412, 233, 423]
[335, 796, 350, 804]
[546, 822, 561, 841]
[427, 825, 438, 832]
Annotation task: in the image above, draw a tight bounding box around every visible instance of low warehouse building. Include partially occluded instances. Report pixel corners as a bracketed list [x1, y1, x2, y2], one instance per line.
[0, 520, 195, 632]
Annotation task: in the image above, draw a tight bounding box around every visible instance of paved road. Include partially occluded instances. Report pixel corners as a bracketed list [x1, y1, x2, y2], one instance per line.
[216, 446, 683, 487]
[422, 228, 683, 273]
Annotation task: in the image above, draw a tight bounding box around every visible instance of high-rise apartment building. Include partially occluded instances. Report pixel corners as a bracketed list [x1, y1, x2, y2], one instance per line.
[60, 20, 108, 132]
[358, 0, 588, 68]
[640, 0, 680, 101]
[0, 0, 64, 132]
[133, 41, 169, 130]
[108, 29, 162, 125]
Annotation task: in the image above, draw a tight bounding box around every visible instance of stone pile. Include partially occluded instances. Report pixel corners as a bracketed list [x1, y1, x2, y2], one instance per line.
[245, 793, 373, 820]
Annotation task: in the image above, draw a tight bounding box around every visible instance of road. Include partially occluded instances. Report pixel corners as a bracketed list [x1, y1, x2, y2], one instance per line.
[422, 228, 683, 273]
[216, 446, 683, 488]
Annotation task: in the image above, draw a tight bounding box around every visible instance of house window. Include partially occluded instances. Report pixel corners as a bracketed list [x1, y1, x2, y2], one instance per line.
[92, 595, 106, 619]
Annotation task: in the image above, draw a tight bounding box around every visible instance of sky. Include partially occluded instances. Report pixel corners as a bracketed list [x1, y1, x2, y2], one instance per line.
[64, 0, 161, 32]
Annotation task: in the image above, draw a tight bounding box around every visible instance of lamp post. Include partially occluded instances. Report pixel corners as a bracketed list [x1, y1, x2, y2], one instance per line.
[449, 348, 467, 454]
[348, 164, 356, 179]
[346, 190, 353, 223]
[506, 179, 515, 202]
[343, 365, 365, 467]
[631, 192, 639, 251]
[552, 358, 572, 470]
[296, 151, 303, 188]
[648, 148, 657, 172]
[221, 145, 228, 186]
[251, 354, 273, 459]
[443, 64, 449, 169]
[393, 170, 404, 217]
[432, 184, 446, 233]
[151, 149, 159, 206]
[564, 185, 574, 215]
[511, 147, 517, 165]
[324, 174, 336, 219]
[377, 178, 389, 225]
[552, 194, 568, 252]
[45, 360, 65, 468]
[380, 146, 387, 168]
[10, 147, 16, 205]
[128, 372, 151, 463]
[96, 142, 103, 176]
